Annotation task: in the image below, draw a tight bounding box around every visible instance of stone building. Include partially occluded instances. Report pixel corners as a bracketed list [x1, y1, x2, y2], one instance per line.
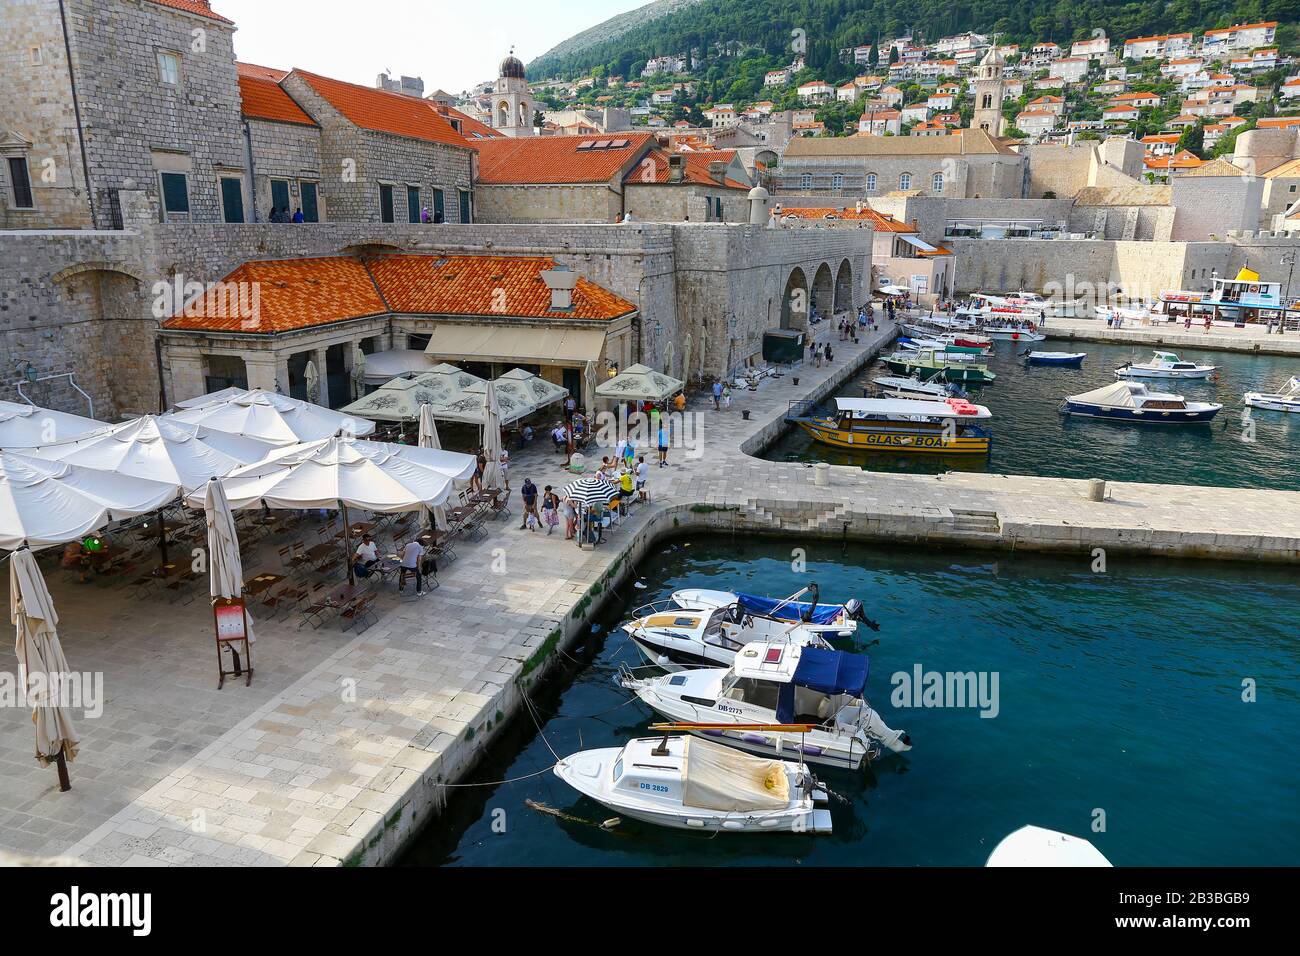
[969, 46, 1006, 137]
[490, 52, 534, 138]
[777, 129, 1026, 199]
[1, 0, 246, 229]
[236, 63, 323, 223]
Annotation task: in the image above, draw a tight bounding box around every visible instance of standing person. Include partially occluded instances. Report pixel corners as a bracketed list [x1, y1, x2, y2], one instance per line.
[712, 379, 723, 410]
[498, 448, 510, 492]
[421, 205, 431, 224]
[541, 485, 560, 535]
[562, 496, 577, 540]
[563, 394, 577, 422]
[825, 342, 834, 364]
[657, 420, 669, 467]
[623, 436, 635, 471]
[398, 538, 426, 595]
[636, 454, 649, 501]
[722, 383, 732, 409]
[292, 207, 305, 223]
[519, 477, 539, 530]
[470, 447, 485, 492]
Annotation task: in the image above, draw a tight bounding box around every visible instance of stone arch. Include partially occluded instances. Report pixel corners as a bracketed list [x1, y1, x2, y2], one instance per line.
[338, 240, 404, 257]
[833, 259, 853, 313]
[51, 261, 144, 286]
[780, 266, 809, 329]
[811, 262, 834, 317]
[497, 100, 510, 127]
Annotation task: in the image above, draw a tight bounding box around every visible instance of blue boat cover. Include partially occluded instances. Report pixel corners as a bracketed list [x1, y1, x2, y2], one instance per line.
[776, 648, 870, 722]
[737, 592, 844, 625]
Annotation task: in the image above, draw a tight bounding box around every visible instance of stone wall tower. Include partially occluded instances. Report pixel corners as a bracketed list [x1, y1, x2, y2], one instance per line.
[970, 45, 1005, 137]
[493, 50, 534, 137]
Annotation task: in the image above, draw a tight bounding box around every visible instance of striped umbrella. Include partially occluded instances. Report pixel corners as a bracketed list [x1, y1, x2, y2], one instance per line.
[562, 474, 620, 509]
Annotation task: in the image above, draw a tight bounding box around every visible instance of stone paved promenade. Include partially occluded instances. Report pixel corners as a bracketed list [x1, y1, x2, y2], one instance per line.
[1043, 314, 1300, 357]
[3, 317, 1299, 866]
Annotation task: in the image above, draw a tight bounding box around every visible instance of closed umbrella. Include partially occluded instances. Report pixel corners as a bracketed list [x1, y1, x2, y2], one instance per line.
[479, 381, 504, 492]
[663, 341, 674, 378]
[351, 346, 367, 401]
[203, 478, 255, 650]
[10, 548, 78, 790]
[305, 360, 320, 405]
[584, 360, 598, 413]
[417, 404, 448, 531]
[681, 333, 693, 387]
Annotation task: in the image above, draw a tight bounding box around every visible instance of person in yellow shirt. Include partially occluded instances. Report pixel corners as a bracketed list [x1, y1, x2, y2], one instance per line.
[673, 392, 686, 412]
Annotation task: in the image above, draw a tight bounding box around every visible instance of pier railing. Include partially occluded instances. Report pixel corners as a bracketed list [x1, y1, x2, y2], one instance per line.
[787, 399, 830, 420]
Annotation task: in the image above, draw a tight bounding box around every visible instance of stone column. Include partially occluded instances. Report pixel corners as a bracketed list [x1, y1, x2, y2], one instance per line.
[243, 353, 280, 393]
[312, 347, 329, 406]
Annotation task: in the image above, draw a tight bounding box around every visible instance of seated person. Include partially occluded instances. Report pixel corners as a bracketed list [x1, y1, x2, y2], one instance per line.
[551, 424, 568, 453]
[353, 535, 379, 578]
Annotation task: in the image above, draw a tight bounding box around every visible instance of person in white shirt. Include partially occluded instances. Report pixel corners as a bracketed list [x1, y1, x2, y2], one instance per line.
[399, 539, 427, 595]
[353, 535, 379, 578]
[635, 455, 649, 501]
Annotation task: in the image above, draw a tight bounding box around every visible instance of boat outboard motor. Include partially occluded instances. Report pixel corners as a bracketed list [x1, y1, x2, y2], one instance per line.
[843, 599, 880, 632]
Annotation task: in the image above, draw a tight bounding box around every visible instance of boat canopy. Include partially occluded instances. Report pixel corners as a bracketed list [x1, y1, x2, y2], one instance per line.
[736, 592, 846, 625]
[776, 647, 869, 722]
[681, 737, 789, 812]
[1069, 381, 1155, 407]
[832, 397, 991, 419]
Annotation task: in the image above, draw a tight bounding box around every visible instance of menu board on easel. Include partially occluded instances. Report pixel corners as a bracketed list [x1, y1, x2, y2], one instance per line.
[213, 597, 253, 689]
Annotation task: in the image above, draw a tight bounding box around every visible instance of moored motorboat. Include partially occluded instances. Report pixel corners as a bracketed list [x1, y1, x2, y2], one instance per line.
[985, 825, 1112, 867]
[786, 396, 993, 454]
[897, 336, 988, 355]
[1115, 350, 1217, 380]
[620, 642, 911, 769]
[553, 732, 833, 834]
[869, 375, 966, 401]
[1243, 376, 1300, 413]
[1022, 350, 1086, 367]
[901, 325, 992, 349]
[981, 321, 1047, 342]
[881, 347, 997, 383]
[622, 584, 875, 672]
[1062, 381, 1222, 424]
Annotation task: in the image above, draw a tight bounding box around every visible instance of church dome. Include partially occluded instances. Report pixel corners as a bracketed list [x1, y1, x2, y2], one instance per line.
[499, 54, 526, 80]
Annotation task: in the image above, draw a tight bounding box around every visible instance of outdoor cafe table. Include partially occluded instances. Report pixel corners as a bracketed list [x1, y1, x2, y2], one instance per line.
[304, 541, 335, 562]
[324, 583, 367, 608]
[244, 572, 283, 596]
[334, 521, 376, 541]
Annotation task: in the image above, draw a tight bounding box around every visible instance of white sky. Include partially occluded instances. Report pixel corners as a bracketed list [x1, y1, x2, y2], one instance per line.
[215, 0, 646, 94]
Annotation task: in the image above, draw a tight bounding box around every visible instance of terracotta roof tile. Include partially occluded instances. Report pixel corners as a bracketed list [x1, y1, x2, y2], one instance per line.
[628, 149, 748, 189]
[161, 257, 386, 333]
[292, 70, 470, 149]
[432, 104, 502, 140]
[475, 133, 654, 184]
[148, 0, 232, 23]
[369, 255, 635, 320]
[162, 255, 636, 333]
[237, 63, 317, 126]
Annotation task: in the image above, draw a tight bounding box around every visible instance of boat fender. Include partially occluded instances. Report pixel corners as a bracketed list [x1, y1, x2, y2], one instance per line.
[656, 654, 671, 667]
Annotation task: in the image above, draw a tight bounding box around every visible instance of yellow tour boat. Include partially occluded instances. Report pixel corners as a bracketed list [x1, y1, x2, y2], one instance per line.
[786, 396, 993, 455]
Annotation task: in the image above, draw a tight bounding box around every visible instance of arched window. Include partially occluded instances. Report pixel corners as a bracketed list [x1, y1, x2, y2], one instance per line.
[981, 93, 992, 109]
[932, 172, 944, 192]
[899, 172, 911, 190]
[519, 101, 529, 126]
[497, 101, 509, 127]
[832, 173, 844, 190]
[865, 173, 877, 192]
[800, 173, 812, 189]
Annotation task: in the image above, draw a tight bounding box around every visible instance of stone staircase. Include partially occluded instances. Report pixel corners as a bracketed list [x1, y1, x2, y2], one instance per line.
[946, 508, 1002, 538]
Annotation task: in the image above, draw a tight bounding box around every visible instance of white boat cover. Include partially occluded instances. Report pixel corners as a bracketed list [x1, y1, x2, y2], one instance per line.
[185, 436, 475, 513]
[0, 401, 105, 449]
[596, 363, 684, 403]
[682, 736, 789, 812]
[1068, 381, 1154, 407]
[832, 397, 991, 419]
[168, 389, 376, 443]
[0, 452, 177, 550]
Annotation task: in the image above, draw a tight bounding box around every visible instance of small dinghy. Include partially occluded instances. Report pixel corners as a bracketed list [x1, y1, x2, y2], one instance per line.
[1022, 350, 1085, 367]
[986, 825, 1112, 867]
[1115, 350, 1216, 380]
[553, 730, 833, 834]
[1062, 381, 1222, 424]
[1244, 376, 1300, 413]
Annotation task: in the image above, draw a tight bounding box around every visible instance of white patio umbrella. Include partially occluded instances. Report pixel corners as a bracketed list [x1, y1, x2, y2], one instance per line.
[10, 548, 78, 790]
[595, 363, 685, 403]
[0, 451, 179, 551]
[173, 386, 249, 410]
[305, 360, 321, 405]
[350, 346, 366, 400]
[168, 389, 375, 443]
[202, 478, 255, 654]
[188, 437, 475, 585]
[340, 376, 454, 423]
[359, 349, 435, 385]
[479, 381, 504, 492]
[493, 368, 568, 420]
[418, 404, 448, 531]
[0, 400, 105, 449]
[23, 415, 245, 494]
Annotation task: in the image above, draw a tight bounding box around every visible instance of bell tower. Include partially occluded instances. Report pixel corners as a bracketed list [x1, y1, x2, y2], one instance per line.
[970, 45, 1005, 137]
[493, 48, 534, 137]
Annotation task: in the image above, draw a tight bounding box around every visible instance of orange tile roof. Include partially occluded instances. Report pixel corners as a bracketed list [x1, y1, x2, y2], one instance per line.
[474, 133, 654, 184]
[148, 0, 232, 23]
[629, 149, 748, 189]
[162, 255, 636, 333]
[236, 63, 317, 127]
[1144, 150, 1205, 171]
[1259, 116, 1300, 128]
[292, 70, 470, 149]
[161, 257, 386, 333]
[776, 207, 916, 232]
[431, 103, 502, 140]
[367, 256, 635, 321]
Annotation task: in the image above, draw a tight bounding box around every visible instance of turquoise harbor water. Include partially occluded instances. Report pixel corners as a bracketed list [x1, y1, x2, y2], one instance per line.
[763, 336, 1300, 489]
[401, 537, 1300, 867]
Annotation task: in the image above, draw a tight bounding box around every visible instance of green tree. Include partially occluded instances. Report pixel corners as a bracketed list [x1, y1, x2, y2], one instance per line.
[1177, 119, 1205, 158]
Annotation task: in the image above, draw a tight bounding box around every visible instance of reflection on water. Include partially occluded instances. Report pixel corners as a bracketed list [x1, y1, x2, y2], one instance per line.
[764, 336, 1300, 489]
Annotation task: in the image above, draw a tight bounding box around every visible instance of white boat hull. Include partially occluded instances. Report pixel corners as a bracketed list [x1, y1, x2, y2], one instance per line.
[1243, 393, 1300, 412]
[1115, 367, 1214, 380]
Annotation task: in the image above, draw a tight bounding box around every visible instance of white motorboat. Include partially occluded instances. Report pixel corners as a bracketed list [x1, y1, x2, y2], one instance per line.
[622, 585, 873, 671]
[1115, 350, 1217, 380]
[870, 375, 965, 401]
[553, 732, 833, 834]
[1062, 381, 1222, 424]
[901, 325, 992, 349]
[985, 825, 1112, 867]
[620, 641, 911, 770]
[1243, 376, 1300, 412]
